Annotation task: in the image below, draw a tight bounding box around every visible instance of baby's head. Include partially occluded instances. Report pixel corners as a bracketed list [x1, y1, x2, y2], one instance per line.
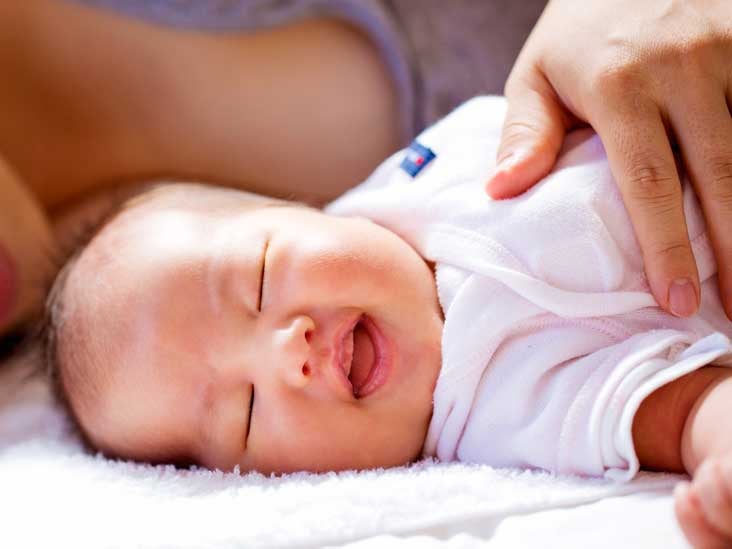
[43, 183, 443, 474]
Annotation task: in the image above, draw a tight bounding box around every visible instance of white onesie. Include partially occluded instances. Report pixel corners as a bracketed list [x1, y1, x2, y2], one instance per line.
[325, 96, 732, 481]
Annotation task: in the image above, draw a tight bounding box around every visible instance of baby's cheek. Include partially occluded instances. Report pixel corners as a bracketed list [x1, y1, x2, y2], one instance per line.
[253, 399, 339, 472]
[275, 253, 361, 307]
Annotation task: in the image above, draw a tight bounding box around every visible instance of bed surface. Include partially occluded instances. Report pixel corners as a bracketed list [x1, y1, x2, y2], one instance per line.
[0, 355, 688, 548]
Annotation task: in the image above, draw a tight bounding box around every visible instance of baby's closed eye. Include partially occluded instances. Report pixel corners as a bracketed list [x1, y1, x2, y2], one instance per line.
[257, 240, 268, 312]
[245, 385, 254, 447]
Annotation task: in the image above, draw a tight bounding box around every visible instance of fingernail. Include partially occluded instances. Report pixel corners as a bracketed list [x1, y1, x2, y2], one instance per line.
[0, 243, 17, 326]
[495, 147, 531, 173]
[669, 278, 698, 318]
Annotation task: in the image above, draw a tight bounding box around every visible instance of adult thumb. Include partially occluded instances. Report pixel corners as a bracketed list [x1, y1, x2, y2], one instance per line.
[486, 74, 569, 199]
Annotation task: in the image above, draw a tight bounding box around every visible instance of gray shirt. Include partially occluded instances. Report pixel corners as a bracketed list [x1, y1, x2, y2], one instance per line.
[71, 0, 547, 141]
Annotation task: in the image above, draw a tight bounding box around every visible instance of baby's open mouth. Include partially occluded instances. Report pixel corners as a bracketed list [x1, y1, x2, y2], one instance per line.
[349, 318, 375, 397]
[342, 315, 390, 399]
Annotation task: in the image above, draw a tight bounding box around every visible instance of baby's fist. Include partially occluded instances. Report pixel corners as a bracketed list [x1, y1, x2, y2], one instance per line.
[675, 455, 732, 548]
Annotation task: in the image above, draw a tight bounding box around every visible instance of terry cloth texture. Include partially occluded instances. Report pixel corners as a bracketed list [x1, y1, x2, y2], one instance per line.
[68, 0, 548, 141]
[326, 96, 732, 482]
[0, 353, 683, 548]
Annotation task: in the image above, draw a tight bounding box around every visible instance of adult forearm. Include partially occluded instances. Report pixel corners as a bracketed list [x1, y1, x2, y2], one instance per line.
[1, 1, 401, 209]
[155, 18, 402, 206]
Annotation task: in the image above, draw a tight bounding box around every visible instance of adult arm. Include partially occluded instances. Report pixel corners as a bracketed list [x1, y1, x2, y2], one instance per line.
[485, 0, 732, 321]
[0, 0, 402, 338]
[4, 0, 402, 209]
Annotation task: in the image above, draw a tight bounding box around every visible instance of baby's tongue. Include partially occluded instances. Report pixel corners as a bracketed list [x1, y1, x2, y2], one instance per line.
[350, 322, 374, 395]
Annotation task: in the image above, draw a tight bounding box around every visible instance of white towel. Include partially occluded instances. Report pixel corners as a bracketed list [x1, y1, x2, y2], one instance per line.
[0, 355, 682, 548]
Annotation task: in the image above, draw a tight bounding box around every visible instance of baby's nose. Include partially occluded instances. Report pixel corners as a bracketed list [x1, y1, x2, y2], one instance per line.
[276, 315, 315, 389]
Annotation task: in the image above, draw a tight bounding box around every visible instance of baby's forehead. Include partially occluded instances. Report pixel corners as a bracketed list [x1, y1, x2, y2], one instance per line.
[89, 184, 279, 254]
[62, 184, 279, 317]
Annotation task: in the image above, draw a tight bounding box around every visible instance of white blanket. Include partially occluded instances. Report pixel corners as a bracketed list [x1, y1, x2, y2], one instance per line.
[0, 355, 687, 548]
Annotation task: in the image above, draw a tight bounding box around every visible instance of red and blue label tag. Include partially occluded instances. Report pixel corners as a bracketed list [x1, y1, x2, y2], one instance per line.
[400, 140, 436, 177]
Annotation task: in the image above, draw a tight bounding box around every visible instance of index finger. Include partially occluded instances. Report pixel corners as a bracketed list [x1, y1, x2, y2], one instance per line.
[666, 87, 732, 321]
[593, 95, 699, 317]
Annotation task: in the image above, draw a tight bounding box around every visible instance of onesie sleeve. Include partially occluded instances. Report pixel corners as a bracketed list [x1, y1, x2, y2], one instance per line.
[452, 326, 732, 482]
[589, 331, 732, 481]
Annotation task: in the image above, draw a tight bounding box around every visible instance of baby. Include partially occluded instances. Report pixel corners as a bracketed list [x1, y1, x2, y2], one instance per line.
[45, 181, 444, 474]
[42, 97, 732, 542]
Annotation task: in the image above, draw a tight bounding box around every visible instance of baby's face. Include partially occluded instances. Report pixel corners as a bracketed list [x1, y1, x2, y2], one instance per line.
[62, 185, 443, 474]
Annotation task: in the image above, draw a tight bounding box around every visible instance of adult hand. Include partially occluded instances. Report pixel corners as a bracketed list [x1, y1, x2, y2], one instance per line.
[0, 155, 54, 337]
[486, 0, 732, 320]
